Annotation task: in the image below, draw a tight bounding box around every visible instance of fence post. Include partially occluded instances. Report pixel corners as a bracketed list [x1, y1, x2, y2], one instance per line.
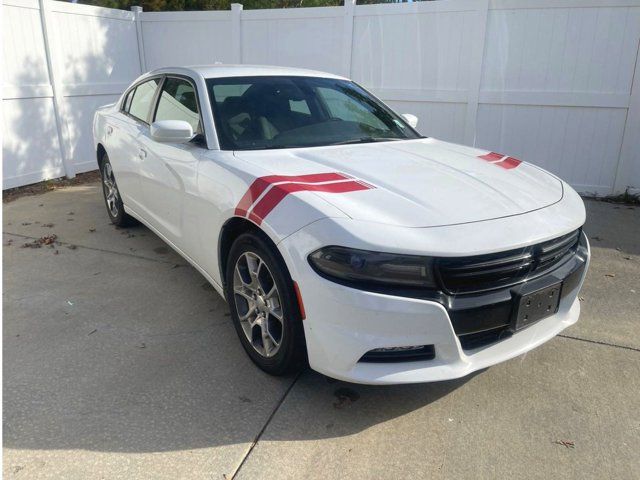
[342, 0, 356, 78]
[38, 0, 75, 179]
[131, 6, 147, 73]
[231, 3, 243, 64]
[463, 0, 489, 146]
[613, 39, 640, 195]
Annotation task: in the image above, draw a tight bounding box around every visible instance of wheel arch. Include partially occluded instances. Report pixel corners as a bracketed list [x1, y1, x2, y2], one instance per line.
[96, 143, 107, 171]
[218, 216, 286, 289]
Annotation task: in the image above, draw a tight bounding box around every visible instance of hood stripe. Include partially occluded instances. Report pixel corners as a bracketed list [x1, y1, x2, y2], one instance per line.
[247, 180, 371, 225]
[234, 172, 350, 217]
[478, 151, 522, 170]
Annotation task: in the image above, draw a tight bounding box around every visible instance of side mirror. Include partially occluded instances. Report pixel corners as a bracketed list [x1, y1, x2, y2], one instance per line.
[402, 113, 419, 129]
[150, 120, 194, 143]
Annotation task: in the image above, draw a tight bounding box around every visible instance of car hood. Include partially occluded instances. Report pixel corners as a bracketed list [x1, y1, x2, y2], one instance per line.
[235, 138, 563, 228]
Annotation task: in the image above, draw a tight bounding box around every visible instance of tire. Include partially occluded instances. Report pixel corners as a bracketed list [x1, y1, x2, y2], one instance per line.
[225, 232, 307, 376]
[100, 152, 137, 227]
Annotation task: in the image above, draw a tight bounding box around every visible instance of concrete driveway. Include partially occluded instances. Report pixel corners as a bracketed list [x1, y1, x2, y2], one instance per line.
[3, 182, 639, 479]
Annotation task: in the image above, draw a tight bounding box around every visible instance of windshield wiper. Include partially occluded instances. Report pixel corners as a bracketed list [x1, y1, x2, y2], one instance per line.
[328, 137, 403, 146]
[241, 137, 406, 150]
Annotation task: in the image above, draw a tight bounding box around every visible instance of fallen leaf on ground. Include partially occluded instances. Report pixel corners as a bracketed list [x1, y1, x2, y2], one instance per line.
[605, 273, 616, 278]
[41, 235, 56, 245]
[21, 234, 57, 248]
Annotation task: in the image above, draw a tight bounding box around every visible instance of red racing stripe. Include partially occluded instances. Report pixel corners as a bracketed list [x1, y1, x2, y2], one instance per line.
[234, 172, 349, 216]
[497, 156, 522, 169]
[248, 180, 371, 225]
[478, 152, 504, 162]
[478, 152, 522, 170]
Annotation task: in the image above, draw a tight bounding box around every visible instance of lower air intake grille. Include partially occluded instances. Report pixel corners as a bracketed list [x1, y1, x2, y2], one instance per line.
[458, 327, 512, 350]
[359, 345, 435, 363]
[436, 230, 581, 294]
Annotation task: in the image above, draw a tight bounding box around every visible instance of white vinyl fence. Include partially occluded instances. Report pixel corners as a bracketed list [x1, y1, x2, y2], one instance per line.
[3, 0, 640, 195]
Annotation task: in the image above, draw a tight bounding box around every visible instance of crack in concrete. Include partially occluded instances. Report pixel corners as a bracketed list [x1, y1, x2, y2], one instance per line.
[558, 334, 640, 353]
[3, 231, 185, 266]
[229, 370, 303, 480]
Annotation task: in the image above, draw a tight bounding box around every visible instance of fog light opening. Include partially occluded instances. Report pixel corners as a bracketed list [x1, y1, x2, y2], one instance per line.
[359, 344, 436, 363]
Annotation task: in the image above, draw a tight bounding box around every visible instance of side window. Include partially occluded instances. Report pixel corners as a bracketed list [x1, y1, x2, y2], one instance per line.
[317, 86, 386, 131]
[155, 78, 201, 133]
[128, 79, 160, 123]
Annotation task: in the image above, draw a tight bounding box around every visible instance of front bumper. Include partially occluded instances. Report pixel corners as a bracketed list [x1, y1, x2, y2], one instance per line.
[279, 226, 590, 385]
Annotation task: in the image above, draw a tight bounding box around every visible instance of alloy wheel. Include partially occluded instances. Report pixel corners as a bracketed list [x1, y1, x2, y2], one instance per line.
[232, 252, 284, 358]
[102, 162, 120, 217]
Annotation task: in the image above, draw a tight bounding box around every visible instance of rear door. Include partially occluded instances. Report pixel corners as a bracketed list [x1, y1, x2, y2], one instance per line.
[106, 78, 161, 212]
[136, 75, 207, 252]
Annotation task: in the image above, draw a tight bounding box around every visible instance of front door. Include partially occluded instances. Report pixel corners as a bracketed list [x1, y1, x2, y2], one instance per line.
[136, 76, 207, 253]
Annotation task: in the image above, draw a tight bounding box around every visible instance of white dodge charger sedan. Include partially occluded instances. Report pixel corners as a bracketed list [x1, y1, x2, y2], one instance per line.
[93, 65, 589, 384]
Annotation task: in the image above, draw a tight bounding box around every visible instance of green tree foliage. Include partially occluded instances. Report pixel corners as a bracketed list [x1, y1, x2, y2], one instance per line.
[77, 0, 397, 12]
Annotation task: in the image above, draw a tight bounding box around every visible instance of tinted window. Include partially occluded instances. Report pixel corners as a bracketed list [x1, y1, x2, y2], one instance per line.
[154, 77, 201, 133]
[128, 79, 159, 123]
[206, 76, 421, 150]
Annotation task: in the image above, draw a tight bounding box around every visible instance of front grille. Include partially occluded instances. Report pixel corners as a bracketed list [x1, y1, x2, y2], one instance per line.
[436, 230, 581, 294]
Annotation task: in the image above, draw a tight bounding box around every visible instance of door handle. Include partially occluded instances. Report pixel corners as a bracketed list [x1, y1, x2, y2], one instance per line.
[138, 149, 147, 160]
[106, 125, 113, 136]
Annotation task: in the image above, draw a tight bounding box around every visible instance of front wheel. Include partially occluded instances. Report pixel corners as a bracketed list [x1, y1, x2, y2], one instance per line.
[225, 232, 307, 376]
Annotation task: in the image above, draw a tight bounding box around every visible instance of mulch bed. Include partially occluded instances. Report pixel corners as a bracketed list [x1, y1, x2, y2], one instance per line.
[3, 170, 101, 203]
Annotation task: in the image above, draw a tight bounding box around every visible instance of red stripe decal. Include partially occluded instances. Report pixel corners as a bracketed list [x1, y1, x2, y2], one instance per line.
[497, 156, 522, 169]
[477, 152, 522, 169]
[248, 180, 371, 225]
[478, 152, 504, 162]
[234, 172, 349, 216]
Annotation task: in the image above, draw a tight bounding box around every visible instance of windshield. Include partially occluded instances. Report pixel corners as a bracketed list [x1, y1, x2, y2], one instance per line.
[206, 76, 423, 150]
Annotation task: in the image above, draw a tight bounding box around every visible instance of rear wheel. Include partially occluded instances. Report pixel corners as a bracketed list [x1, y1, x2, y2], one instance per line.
[226, 232, 307, 375]
[100, 152, 136, 227]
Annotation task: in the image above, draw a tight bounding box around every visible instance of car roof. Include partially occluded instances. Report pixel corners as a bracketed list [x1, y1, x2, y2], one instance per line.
[148, 64, 348, 81]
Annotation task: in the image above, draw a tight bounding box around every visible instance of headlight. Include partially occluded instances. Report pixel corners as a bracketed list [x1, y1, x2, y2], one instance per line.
[308, 246, 436, 288]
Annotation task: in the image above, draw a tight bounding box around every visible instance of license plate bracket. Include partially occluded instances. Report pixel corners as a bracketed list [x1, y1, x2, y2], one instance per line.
[512, 283, 562, 331]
